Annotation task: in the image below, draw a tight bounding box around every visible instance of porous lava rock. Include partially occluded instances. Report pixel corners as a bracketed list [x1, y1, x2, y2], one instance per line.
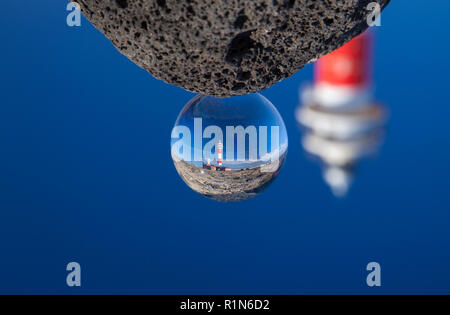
[76, 0, 390, 97]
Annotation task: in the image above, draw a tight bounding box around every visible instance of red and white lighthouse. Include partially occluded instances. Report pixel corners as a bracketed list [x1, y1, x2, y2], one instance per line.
[217, 141, 223, 167]
[297, 31, 387, 197]
[312, 31, 373, 109]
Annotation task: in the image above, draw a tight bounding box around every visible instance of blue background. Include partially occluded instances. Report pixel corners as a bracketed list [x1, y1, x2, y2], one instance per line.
[0, 1, 449, 294]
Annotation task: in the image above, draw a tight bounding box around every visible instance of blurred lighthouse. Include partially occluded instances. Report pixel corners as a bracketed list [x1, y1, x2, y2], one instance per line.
[296, 31, 387, 197]
[313, 31, 373, 109]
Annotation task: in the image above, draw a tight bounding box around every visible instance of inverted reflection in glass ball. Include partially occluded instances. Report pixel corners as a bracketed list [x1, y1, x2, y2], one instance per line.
[171, 93, 288, 202]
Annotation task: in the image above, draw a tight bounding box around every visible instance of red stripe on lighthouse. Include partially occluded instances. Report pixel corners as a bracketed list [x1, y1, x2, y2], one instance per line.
[315, 31, 372, 88]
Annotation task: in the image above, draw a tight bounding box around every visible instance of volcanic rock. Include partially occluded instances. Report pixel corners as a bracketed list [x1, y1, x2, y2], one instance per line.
[76, 0, 390, 97]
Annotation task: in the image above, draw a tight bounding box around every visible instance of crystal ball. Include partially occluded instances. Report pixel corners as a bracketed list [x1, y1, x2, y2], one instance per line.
[171, 93, 288, 202]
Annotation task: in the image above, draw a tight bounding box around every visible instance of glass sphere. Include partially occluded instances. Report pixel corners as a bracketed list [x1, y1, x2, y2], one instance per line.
[171, 93, 288, 202]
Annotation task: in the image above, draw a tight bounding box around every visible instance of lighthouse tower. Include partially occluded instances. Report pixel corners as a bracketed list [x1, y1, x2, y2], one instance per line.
[297, 31, 387, 197]
[312, 31, 373, 109]
[217, 141, 223, 167]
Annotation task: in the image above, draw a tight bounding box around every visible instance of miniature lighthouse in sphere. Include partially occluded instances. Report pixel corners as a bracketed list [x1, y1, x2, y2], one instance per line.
[217, 141, 223, 167]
